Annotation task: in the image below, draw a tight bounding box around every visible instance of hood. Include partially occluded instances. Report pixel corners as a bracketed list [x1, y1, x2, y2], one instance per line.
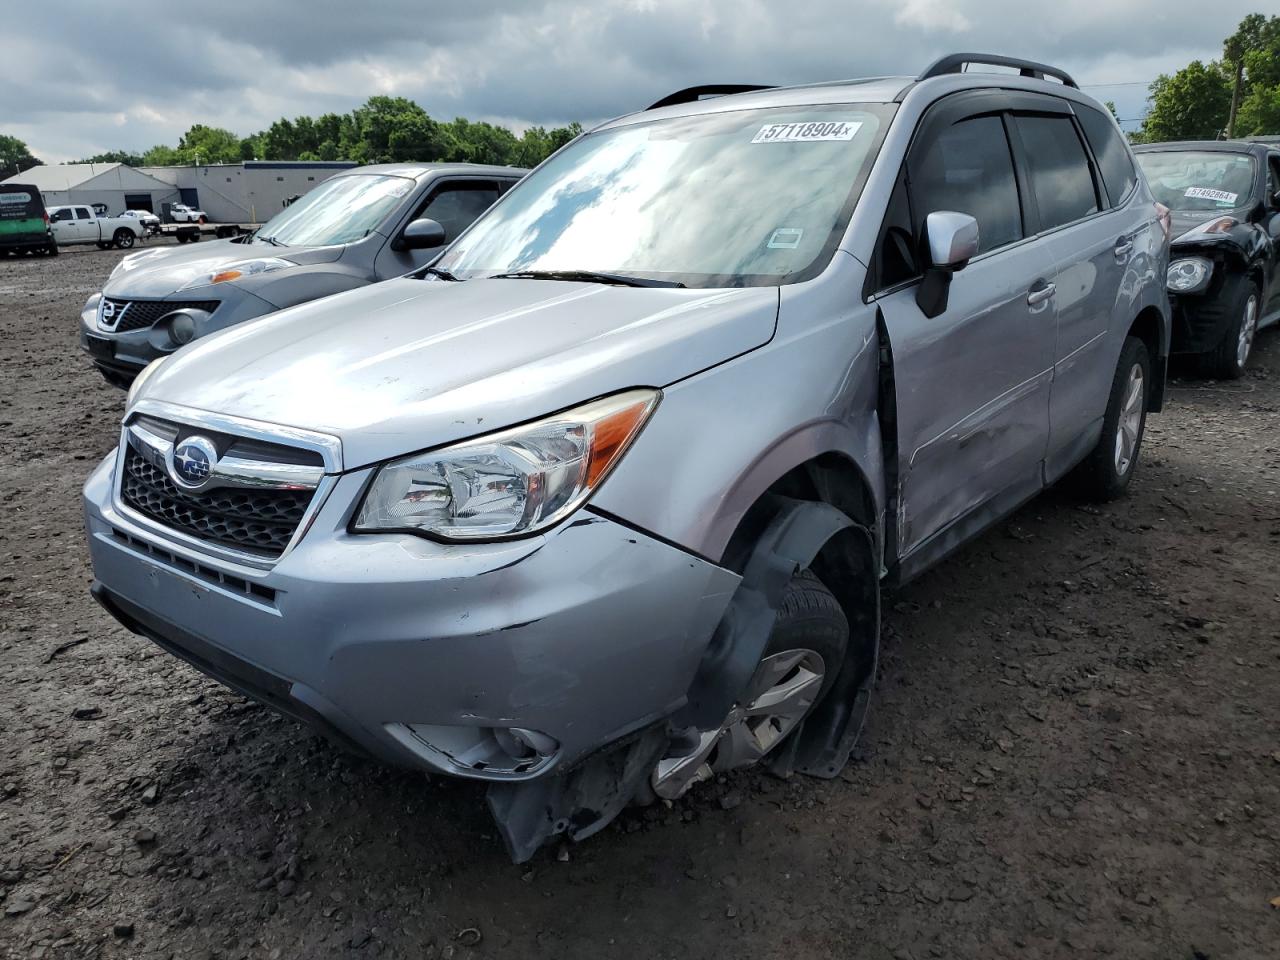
[103, 239, 341, 299]
[139, 277, 778, 470]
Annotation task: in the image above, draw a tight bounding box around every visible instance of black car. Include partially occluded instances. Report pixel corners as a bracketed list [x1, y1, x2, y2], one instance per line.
[1135, 141, 1280, 378]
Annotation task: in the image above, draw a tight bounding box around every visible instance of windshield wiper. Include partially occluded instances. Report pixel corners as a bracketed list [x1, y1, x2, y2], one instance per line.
[489, 269, 684, 288]
[424, 265, 460, 281]
[256, 234, 283, 247]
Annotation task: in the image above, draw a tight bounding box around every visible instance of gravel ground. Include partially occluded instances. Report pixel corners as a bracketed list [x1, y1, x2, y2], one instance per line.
[1, 243, 1278, 960]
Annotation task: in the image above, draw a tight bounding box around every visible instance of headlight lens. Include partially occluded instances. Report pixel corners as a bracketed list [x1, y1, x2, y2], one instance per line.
[1166, 257, 1213, 293]
[353, 389, 660, 541]
[178, 257, 294, 290]
[125, 357, 167, 409]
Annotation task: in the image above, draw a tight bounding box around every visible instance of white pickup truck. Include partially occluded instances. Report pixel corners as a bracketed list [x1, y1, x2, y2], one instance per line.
[169, 203, 207, 223]
[48, 205, 145, 250]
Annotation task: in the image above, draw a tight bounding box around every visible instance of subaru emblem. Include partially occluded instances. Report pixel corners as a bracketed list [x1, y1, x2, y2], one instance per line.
[169, 436, 218, 489]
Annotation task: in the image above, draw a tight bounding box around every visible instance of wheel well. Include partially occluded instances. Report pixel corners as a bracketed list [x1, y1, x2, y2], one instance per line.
[721, 454, 877, 574]
[1127, 305, 1166, 411]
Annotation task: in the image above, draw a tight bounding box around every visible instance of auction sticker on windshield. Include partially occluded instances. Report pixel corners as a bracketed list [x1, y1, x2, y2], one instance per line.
[1184, 187, 1239, 204]
[752, 121, 862, 144]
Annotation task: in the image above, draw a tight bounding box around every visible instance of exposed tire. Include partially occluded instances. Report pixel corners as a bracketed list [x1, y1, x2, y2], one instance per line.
[113, 229, 135, 250]
[197, 215, 207, 225]
[1203, 278, 1259, 380]
[175, 233, 189, 244]
[649, 568, 848, 800]
[1071, 335, 1150, 501]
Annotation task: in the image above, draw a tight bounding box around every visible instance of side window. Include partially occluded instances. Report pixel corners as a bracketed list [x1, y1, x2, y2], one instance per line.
[50, 208, 71, 222]
[1013, 115, 1100, 230]
[911, 114, 1023, 255]
[420, 181, 501, 242]
[75, 207, 92, 220]
[1267, 155, 1280, 204]
[1076, 106, 1138, 207]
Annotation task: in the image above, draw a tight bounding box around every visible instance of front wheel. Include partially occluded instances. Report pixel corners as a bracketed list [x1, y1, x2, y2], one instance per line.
[113, 229, 135, 250]
[650, 568, 848, 800]
[1205, 279, 1259, 380]
[1071, 335, 1150, 501]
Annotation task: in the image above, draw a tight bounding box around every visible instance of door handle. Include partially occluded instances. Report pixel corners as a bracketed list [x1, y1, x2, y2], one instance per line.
[1114, 239, 1134, 259]
[1027, 281, 1056, 306]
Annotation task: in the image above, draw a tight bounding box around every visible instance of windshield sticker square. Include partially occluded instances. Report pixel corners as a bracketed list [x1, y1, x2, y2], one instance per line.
[767, 228, 804, 249]
[752, 121, 862, 144]
[1184, 187, 1238, 204]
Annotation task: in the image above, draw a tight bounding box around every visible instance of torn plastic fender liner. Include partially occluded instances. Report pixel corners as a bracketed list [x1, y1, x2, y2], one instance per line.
[679, 495, 855, 731]
[486, 725, 668, 864]
[681, 495, 879, 780]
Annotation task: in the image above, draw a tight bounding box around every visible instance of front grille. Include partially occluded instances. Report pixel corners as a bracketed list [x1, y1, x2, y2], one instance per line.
[121, 447, 312, 558]
[104, 298, 219, 333]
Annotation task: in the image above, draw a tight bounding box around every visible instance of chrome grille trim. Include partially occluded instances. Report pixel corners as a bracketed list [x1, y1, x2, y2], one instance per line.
[111, 406, 342, 570]
[127, 422, 324, 493]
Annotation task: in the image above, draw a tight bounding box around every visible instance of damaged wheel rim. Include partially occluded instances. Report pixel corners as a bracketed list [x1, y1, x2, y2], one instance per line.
[650, 648, 826, 800]
[1113, 363, 1144, 477]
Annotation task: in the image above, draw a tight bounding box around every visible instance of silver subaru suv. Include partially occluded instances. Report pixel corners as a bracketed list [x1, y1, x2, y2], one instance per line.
[84, 54, 1171, 862]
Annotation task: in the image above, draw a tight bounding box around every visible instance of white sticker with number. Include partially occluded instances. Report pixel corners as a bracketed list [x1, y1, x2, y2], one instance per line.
[1184, 187, 1239, 204]
[752, 121, 862, 144]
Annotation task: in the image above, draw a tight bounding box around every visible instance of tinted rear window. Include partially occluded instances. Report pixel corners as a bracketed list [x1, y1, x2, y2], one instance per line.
[1076, 106, 1138, 206]
[1014, 115, 1099, 230]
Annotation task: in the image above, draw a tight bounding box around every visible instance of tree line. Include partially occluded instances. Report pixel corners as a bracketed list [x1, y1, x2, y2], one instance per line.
[1133, 12, 1279, 142]
[1, 96, 582, 174]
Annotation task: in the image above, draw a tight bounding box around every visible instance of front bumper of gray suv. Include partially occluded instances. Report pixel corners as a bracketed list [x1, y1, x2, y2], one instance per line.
[79, 290, 276, 388]
[83, 440, 738, 782]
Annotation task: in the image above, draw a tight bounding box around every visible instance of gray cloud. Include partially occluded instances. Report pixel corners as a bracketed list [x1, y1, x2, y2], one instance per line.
[4, 0, 1258, 161]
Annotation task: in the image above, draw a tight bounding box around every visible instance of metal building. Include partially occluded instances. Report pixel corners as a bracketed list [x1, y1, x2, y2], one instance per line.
[1, 163, 178, 215]
[138, 161, 358, 223]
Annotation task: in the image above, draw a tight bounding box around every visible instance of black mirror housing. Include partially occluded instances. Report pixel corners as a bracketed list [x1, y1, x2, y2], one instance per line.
[399, 218, 447, 251]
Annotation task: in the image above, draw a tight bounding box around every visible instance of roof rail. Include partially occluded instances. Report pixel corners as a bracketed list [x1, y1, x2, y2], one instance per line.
[918, 53, 1078, 89]
[647, 84, 775, 110]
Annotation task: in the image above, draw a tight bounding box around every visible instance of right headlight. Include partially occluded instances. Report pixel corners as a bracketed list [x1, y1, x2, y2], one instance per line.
[1166, 257, 1213, 294]
[353, 389, 659, 541]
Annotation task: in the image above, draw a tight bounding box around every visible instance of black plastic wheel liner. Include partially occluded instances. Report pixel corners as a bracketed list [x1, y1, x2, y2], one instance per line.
[485, 496, 881, 862]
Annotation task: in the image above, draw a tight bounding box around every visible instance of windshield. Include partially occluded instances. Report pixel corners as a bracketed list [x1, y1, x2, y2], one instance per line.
[436, 103, 893, 287]
[253, 173, 414, 246]
[1136, 151, 1257, 212]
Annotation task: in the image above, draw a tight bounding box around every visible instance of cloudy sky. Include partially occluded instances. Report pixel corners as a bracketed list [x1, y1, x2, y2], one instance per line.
[4, 0, 1260, 163]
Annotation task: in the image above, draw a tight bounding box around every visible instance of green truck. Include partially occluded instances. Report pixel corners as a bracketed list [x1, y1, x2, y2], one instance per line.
[0, 184, 56, 256]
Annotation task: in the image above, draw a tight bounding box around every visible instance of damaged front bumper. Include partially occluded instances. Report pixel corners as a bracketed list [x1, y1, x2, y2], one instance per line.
[83, 452, 740, 856]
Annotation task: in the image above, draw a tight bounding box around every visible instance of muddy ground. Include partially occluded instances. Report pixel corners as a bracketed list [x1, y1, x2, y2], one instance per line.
[1, 243, 1277, 960]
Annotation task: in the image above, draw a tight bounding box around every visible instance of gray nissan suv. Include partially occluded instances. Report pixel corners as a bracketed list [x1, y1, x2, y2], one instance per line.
[84, 55, 1171, 862]
[79, 163, 524, 388]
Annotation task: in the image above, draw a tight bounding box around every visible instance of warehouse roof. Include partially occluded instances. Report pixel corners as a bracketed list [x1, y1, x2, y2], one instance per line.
[1, 163, 175, 192]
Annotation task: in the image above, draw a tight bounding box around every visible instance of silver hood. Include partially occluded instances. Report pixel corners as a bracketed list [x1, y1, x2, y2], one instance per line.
[136, 277, 779, 469]
[103, 240, 340, 299]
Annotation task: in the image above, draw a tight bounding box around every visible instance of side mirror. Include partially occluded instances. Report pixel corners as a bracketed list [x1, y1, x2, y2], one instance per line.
[399, 217, 446, 251]
[916, 211, 980, 319]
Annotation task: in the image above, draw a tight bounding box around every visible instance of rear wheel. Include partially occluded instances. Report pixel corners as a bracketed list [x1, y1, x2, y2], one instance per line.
[1071, 335, 1150, 501]
[650, 568, 848, 800]
[113, 229, 135, 250]
[1204, 278, 1259, 380]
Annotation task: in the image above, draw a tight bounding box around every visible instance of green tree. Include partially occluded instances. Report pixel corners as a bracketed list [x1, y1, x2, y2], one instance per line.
[176, 124, 242, 165]
[141, 144, 183, 166]
[1234, 15, 1280, 136]
[76, 149, 144, 166]
[0, 133, 41, 176]
[1137, 61, 1232, 143]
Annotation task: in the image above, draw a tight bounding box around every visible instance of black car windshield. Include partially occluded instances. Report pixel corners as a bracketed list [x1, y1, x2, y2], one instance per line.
[435, 103, 894, 287]
[1136, 151, 1257, 212]
[253, 173, 414, 246]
